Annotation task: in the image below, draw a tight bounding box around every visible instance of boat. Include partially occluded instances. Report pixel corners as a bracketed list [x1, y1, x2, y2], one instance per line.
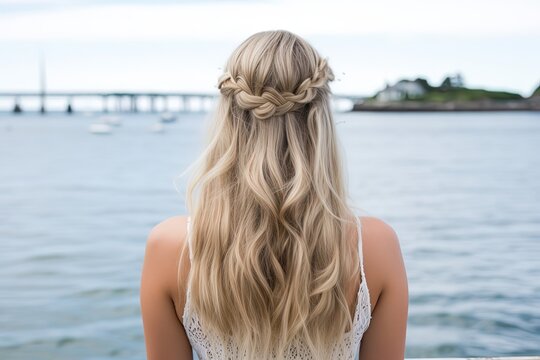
[160, 112, 177, 123]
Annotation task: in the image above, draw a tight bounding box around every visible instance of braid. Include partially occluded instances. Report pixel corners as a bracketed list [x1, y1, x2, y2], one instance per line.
[217, 57, 334, 120]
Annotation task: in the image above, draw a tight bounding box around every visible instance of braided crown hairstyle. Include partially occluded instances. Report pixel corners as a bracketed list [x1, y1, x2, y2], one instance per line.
[217, 31, 335, 120]
[218, 55, 334, 120]
[185, 30, 359, 359]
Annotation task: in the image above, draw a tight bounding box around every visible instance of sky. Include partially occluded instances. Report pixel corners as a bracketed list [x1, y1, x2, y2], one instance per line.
[1, 0, 540, 97]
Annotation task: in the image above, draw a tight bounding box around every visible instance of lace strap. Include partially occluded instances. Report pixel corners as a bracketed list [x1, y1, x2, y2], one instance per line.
[182, 216, 194, 325]
[355, 215, 367, 285]
[355, 214, 372, 322]
[186, 216, 193, 262]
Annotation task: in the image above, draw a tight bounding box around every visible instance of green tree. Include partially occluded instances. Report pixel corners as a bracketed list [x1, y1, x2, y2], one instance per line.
[441, 76, 453, 89]
[533, 83, 540, 97]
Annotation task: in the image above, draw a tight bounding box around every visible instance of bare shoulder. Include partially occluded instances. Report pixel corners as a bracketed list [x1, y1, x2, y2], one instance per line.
[356, 216, 408, 359]
[144, 215, 190, 300]
[148, 215, 188, 246]
[140, 215, 194, 358]
[359, 216, 400, 254]
[358, 216, 406, 308]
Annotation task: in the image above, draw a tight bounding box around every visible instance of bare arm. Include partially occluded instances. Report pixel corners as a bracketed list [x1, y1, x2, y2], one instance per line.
[358, 217, 409, 360]
[140, 217, 193, 360]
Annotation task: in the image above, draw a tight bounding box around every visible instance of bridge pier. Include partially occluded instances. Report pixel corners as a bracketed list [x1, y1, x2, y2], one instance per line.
[115, 97, 122, 112]
[162, 96, 168, 112]
[178, 96, 184, 112]
[66, 96, 73, 114]
[150, 95, 156, 113]
[102, 95, 109, 113]
[40, 93, 46, 114]
[130, 95, 138, 112]
[12, 97, 22, 113]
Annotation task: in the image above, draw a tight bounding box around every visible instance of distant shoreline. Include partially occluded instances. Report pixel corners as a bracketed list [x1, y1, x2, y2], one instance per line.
[352, 99, 540, 112]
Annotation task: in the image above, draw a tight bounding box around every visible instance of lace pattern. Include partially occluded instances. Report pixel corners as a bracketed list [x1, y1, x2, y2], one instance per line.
[182, 215, 372, 359]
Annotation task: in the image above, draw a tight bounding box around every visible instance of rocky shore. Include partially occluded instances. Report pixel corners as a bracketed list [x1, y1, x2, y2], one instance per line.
[352, 98, 540, 112]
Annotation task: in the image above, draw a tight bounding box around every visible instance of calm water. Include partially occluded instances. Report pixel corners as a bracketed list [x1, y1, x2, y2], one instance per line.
[0, 111, 539, 359]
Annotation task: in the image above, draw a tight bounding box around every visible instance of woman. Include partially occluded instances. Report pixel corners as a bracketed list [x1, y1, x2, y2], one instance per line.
[140, 30, 408, 360]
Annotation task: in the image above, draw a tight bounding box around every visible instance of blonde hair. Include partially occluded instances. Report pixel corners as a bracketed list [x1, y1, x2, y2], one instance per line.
[184, 29, 360, 359]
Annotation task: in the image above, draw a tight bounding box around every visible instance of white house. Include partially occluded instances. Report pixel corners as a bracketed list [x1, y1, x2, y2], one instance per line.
[376, 80, 427, 102]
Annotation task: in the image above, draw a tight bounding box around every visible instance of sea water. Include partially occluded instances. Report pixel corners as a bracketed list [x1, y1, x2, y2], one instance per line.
[0, 111, 539, 359]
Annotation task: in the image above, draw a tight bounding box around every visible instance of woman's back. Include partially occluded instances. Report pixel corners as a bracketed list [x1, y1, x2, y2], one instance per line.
[182, 214, 371, 359]
[141, 213, 407, 359]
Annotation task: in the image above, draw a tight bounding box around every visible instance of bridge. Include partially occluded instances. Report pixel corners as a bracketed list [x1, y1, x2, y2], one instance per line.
[0, 91, 365, 114]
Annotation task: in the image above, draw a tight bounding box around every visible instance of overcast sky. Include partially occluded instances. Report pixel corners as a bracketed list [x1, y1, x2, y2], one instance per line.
[1, 0, 539, 96]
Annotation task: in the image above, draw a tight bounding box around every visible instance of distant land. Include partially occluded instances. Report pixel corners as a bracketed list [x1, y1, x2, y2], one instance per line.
[353, 74, 540, 112]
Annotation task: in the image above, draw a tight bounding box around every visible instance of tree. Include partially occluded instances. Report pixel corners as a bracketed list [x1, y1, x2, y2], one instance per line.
[453, 73, 465, 88]
[533, 82, 540, 97]
[440, 73, 465, 89]
[414, 78, 432, 91]
[441, 76, 453, 89]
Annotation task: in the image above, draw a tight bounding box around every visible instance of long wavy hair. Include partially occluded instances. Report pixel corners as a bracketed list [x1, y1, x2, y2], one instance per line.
[183, 29, 360, 359]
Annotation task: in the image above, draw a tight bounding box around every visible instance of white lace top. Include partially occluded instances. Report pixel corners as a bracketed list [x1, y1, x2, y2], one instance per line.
[182, 215, 372, 359]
